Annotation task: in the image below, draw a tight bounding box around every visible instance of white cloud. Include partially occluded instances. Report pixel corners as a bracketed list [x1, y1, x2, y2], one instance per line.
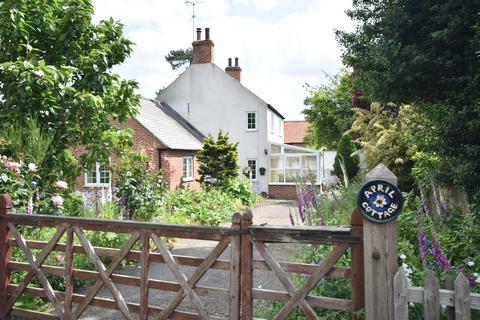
[93, 0, 353, 120]
[235, 0, 279, 11]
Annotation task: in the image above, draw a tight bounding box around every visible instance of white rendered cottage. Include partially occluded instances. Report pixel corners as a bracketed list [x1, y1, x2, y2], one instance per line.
[156, 28, 325, 198]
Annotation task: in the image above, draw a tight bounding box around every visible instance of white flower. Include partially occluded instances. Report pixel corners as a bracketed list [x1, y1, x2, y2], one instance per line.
[374, 194, 387, 208]
[28, 163, 37, 172]
[409, 302, 414, 307]
[54, 180, 68, 189]
[474, 273, 479, 278]
[51, 195, 64, 207]
[400, 253, 407, 260]
[467, 261, 475, 267]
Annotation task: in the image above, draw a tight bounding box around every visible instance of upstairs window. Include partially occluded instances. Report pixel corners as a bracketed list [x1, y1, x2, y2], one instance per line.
[183, 156, 193, 180]
[85, 163, 110, 187]
[246, 112, 257, 130]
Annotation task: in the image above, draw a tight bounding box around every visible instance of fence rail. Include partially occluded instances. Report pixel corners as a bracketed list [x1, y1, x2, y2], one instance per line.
[394, 268, 480, 320]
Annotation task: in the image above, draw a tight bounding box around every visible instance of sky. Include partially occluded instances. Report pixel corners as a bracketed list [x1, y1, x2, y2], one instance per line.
[92, 0, 354, 120]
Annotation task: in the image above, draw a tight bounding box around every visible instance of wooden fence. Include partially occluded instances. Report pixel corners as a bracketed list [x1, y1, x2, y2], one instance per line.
[394, 269, 480, 320]
[0, 194, 365, 320]
[0, 194, 243, 320]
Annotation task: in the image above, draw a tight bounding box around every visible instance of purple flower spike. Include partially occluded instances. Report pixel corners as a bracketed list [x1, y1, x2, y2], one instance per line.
[431, 233, 452, 272]
[441, 199, 449, 214]
[320, 215, 326, 226]
[118, 195, 126, 207]
[298, 207, 305, 223]
[466, 274, 479, 287]
[289, 209, 295, 226]
[27, 200, 33, 215]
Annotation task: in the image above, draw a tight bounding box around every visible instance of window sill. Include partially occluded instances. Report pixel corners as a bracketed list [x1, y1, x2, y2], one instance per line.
[84, 184, 110, 188]
[182, 177, 194, 182]
[246, 129, 258, 132]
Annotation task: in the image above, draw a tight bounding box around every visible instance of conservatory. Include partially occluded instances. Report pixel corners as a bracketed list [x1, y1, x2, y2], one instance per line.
[268, 142, 323, 184]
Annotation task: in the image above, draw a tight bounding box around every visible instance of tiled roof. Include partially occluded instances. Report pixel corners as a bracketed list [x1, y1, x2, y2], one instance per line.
[284, 121, 310, 144]
[136, 98, 204, 150]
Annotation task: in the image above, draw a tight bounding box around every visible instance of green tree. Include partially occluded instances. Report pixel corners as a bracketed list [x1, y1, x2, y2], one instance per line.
[197, 130, 239, 184]
[336, 0, 480, 198]
[302, 70, 356, 149]
[333, 133, 359, 183]
[165, 48, 192, 70]
[0, 0, 139, 183]
[350, 103, 420, 190]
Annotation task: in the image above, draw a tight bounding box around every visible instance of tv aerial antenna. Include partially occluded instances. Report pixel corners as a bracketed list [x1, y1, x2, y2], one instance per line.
[185, 0, 204, 41]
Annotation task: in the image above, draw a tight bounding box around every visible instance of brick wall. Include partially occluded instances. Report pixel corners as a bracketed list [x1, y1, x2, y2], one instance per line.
[268, 184, 298, 200]
[117, 118, 165, 172]
[160, 150, 201, 191]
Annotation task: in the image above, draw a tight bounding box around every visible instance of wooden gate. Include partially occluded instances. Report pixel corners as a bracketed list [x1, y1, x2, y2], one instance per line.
[0, 195, 365, 320]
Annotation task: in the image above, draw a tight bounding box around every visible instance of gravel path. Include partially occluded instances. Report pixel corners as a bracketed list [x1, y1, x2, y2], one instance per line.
[79, 200, 300, 319]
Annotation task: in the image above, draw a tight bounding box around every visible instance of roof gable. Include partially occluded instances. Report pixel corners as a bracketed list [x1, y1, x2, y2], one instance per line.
[157, 63, 285, 119]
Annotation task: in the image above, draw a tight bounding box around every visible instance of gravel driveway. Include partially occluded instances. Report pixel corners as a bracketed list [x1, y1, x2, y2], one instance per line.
[78, 200, 300, 319]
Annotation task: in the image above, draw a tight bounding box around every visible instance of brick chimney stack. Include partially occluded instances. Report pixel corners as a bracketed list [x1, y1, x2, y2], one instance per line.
[225, 57, 242, 81]
[192, 27, 214, 64]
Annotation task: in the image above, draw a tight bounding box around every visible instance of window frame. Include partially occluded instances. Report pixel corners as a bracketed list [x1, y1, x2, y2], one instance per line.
[85, 163, 110, 187]
[246, 111, 257, 131]
[268, 143, 321, 185]
[246, 158, 257, 181]
[182, 156, 194, 181]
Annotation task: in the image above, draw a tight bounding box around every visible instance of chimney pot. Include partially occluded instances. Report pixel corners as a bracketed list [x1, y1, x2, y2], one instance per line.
[192, 27, 214, 64]
[225, 57, 241, 82]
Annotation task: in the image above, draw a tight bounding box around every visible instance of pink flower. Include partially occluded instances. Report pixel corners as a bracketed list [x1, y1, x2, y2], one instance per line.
[54, 181, 68, 189]
[6, 161, 21, 174]
[51, 195, 64, 207]
[56, 254, 65, 265]
[28, 163, 37, 172]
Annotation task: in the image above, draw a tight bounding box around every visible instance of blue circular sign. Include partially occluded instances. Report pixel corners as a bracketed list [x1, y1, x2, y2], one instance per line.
[357, 179, 403, 223]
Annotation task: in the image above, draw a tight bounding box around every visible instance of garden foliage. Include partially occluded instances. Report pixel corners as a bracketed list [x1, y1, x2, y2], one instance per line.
[113, 150, 165, 221]
[336, 0, 480, 200]
[350, 103, 418, 190]
[257, 181, 480, 319]
[197, 130, 239, 185]
[302, 70, 356, 149]
[333, 133, 359, 183]
[0, 0, 139, 183]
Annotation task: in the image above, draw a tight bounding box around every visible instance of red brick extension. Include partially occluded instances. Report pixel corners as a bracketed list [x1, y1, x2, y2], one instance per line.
[268, 185, 297, 200]
[75, 117, 200, 191]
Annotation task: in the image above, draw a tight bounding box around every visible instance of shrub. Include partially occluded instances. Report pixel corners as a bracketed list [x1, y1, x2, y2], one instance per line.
[197, 130, 239, 185]
[217, 176, 258, 207]
[158, 188, 243, 226]
[113, 151, 165, 220]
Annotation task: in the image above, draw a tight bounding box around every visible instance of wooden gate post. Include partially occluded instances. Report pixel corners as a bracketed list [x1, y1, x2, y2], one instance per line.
[363, 164, 399, 320]
[0, 194, 13, 320]
[240, 209, 253, 320]
[229, 212, 242, 320]
[350, 208, 365, 319]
